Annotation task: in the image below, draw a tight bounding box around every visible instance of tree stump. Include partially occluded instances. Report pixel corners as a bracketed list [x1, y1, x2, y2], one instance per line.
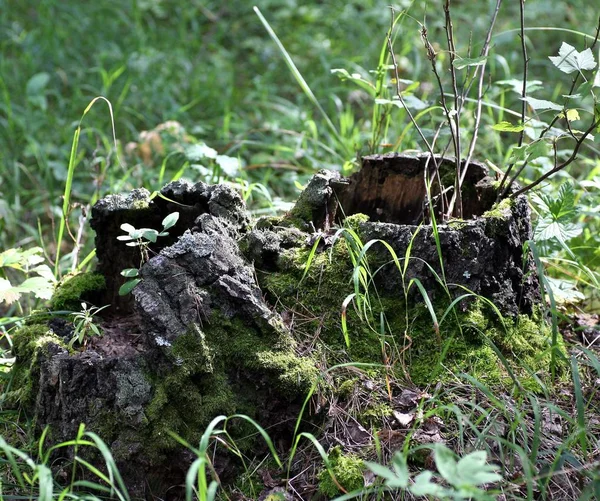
[11, 153, 543, 497]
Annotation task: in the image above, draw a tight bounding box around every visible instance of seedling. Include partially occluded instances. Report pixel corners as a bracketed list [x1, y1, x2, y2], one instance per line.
[69, 302, 110, 349]
[117, 211, 179, 295]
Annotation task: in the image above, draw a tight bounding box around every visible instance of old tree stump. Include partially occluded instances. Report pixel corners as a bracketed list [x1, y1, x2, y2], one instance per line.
[10, 154, 549, 498]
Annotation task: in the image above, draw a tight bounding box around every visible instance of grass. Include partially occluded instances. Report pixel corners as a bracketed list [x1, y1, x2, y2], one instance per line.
[1, 0, 600, 499]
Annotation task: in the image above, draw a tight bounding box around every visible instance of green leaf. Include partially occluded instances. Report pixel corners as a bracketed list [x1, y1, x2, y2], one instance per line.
[452, 56, 488, 70]
[162, 211, 180, 231]
[433, 444, 458, 484]
[495, 79, 543, 94]
[509, 144, 528, 162]
[16, 276, 55, 300]
[0, 278, 20, 305]
[410, 471, 446, 497]
[535, 219, 581, 243]
[525, 140, 549, 161]
[375, 96, 428, 110]
[549, 42, 596, 74]
[492, 121, 524, 132]
[31, 264, 56, 283]
[185, 143, 217, 161]
[522, 97, 563, 111]
[365, 454, 409, 489]
[120, 268, 140, 278]
[141, 229, 158, 242]
[455, 450, 502, 487]
[364, 462, 401, 483]
[545, 276, 585, 304]
[216, 155, 241, 176]
[390, 453, 410, 487]
[26, 72, 50, 95]
[119, 278, 142, 296]
[120, 223, 136, 234]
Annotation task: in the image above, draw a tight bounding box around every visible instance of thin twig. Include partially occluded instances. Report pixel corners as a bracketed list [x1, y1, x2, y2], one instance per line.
[443, 0, 462, 218]
[497, 0, 529, 196]
[460, 0, 503, 187]
[510, 117, 600, 197]
[420, 24, 457, 220]
[387, 10, 440, 188]
[501, 14, 600, 199]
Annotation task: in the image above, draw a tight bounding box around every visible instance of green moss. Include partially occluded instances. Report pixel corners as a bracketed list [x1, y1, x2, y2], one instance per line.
[6, 325, 67, 407]
[145, 313, 317, 453]
[257, 350, 319, 396]
[263, 239, 354, 339]
[482, 197, 513, 220]
[343, 213, 369, 232]
[361, 402, 393, 425]
[336, 378, 359, 399]
[403, 301, 565, 388]
[50, 272, 106, 311]
[318, 446, 365, 497]
[131, 198, 151, 210]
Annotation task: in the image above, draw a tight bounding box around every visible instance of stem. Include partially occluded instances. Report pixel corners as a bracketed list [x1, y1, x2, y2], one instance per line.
[460, 0, 503, 187]
[497, 0, 528, 197]
[387, 9, 441, 209]
[443, 0, 463, 218]
[510, 117, 600, 198]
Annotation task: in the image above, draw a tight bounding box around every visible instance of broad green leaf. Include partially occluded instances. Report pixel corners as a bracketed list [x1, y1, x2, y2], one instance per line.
[509, 144, 528, 162]
[162, 211, 180, 230]
[185, 143, 217, 161]
[215, 155, 240, 176]
[525, 140, 549, 161]
[455, 450, 502, 486]
[495, 79, 543, 94]
[390, 453, 410, 487]
[535, 219, 581, 243]
[492, 121, 524, 132]
[26, 72, 50, 95]
[16, 276, 54, 300]
[141, 229, 158, 242]
[375, 96, 428, 110]
[120, 223, 136, 234]
[433, 444, 458, 484]
[549, 42, 596, 74]
[119, 278, 142, 296]
[410, 471, 447, 497]
[545, 276, 585, 304]
[0, 278, 20, 305]
[577, 81, 595, 96]
[120, 268, 140, 278]
[364, 462, 403, 485]
[452, 56, 488, 70]
[31, 264, 57, 283]
[522, 97, 562, 111]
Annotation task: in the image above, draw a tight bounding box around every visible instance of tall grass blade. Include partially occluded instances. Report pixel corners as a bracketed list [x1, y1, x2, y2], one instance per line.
[54, 97, 119, 277]
[253, 7, 345, 152]
[570, 355, 588, 458]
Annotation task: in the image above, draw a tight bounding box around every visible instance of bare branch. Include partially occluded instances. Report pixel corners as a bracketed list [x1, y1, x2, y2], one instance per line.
[510, 118, 600, 198]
